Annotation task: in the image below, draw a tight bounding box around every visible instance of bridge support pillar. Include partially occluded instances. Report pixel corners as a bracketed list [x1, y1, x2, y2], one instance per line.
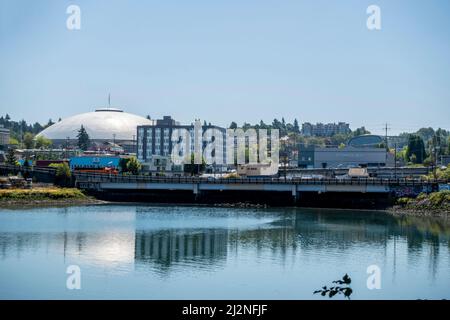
[292, 185, 299, 203]
[193, 183, 200, 200]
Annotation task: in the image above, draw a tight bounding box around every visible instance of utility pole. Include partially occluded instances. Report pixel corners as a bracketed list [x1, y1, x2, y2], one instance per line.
[384, 123, 390, 166]
[394, 142, 397, 179]
[384, 123, 390, 148]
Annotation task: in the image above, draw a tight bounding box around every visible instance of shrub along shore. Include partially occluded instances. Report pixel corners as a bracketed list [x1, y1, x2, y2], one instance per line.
[389, 190, 450, 217]
[0, 187, 103, 207]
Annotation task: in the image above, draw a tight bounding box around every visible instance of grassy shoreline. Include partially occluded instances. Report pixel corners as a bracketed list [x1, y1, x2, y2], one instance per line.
[0, 187, 105, 208]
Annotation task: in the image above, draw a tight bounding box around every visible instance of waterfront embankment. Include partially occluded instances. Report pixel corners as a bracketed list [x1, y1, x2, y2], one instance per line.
[0, 187, 105, 207]
[388, 190, 450, 217]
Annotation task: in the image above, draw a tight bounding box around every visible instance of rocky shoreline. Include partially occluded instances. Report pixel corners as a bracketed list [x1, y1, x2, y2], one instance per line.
[387, 190, 450, 218]
[387, 206, 450, 218]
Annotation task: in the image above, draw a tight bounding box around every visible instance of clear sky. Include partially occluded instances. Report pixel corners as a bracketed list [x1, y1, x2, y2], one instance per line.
[1, 0, 449, 135]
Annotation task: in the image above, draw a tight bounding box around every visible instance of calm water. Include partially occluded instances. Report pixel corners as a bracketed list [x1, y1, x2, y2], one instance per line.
[0, 204, 449, 299]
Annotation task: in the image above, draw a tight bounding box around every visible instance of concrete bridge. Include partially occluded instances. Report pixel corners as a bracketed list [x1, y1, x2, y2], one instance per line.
[73, 171, 443, 206]
[1, 164, 445, 207]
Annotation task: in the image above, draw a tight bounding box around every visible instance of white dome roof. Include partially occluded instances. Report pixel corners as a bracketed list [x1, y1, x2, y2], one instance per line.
[37, 108, 154, 140]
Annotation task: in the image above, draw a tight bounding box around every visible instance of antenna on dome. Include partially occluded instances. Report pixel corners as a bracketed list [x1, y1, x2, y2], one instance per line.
[108, 93, 111, 109]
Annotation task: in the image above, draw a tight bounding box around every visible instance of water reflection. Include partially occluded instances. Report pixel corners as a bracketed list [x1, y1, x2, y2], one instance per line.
[0, 232, 135, 267]
[0, 206, 449, 281]
[135, 229, 228, 272]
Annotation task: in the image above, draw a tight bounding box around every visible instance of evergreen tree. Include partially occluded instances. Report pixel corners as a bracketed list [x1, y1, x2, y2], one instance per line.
[6, 148, 17, 165]
[119, 158, 130, 173]
[448, 137, 450, 155]
[259, 120, 268, 130]
[77, 125, 90, 151]
[406, 134, 426, 164]
[229, 121, 238, 129]
[293, 119, 300, 133]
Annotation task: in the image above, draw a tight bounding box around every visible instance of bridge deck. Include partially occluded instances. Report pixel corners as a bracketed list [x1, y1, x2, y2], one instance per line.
[73, 172, 444, 194]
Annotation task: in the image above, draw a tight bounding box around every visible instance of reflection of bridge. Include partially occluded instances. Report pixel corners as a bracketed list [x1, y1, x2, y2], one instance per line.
[135, 229, 228, 267]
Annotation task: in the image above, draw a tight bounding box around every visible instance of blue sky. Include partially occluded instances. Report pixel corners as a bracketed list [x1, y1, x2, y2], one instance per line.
[1, 0, 449, 135]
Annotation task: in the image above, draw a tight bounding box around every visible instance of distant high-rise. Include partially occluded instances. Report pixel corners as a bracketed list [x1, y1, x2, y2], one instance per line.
[301, 122, 350, 137]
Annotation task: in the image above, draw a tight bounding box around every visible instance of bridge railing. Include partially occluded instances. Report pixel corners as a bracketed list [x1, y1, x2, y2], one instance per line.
[0, 164, 56, 174]
[73, 171, 448, 186]
[3, 164, 447, 187]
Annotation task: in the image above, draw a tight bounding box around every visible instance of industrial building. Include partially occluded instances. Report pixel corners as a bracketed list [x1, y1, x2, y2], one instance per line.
[298, 145, 394, 169]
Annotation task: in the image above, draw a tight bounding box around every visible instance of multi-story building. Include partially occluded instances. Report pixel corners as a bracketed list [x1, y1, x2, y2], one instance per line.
[301, 122, 351, 137]
[0, 124, 10, 149]
[137, 117, 227, 169]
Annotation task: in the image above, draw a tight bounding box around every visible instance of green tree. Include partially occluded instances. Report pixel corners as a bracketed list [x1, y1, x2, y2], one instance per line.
[353, 127, 370, 137]
[330, 133, 350, 146]
[448, 137, 450, 155]
[119, 158, 130, 173]
[23, 132, 35, 149]
[416, 127, 435, 145]
[293, 119, 300, 133]
[126, 157, 141, 175]
[259, 120, 268, 130]
[50, 163, 72, 186]
[77, 125, 90, 151]
[35, 135, 52, 149]
[406, 134, 426, 164]
[229, 122, 237, 129]
[9, 137, 19, 146]
[6, 148, 17, 165]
